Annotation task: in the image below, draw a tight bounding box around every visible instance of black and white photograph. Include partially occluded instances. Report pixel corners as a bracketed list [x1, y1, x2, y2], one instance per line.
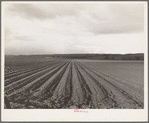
[1, 1, 148, 122]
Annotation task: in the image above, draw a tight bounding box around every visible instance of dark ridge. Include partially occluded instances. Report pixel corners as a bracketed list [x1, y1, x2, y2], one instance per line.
[5, 53, 144, 60]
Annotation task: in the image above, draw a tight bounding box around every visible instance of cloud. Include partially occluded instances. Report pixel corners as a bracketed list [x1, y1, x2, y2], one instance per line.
[84, 19, 143, 34]
[15, 36, 35, 42]
[5, 46, 55, 55]
[4, 27, 15, 43]
[5, 27, 12, 41]
[75, 3, 144, 34]
[3, 2, 146, 55]
[5, 3, 81, 20]
[109, 3, 144, 22]
[4, 2, 144, 34]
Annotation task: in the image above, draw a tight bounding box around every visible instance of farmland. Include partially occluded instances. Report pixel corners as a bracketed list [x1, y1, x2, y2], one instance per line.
[4, 55, 144, 109]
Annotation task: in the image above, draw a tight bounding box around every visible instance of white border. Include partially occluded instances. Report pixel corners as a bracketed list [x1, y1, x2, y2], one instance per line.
[1, 1, 148, 122]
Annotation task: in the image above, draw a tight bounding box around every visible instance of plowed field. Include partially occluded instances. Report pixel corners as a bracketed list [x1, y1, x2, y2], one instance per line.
[4, 60, 144, 109]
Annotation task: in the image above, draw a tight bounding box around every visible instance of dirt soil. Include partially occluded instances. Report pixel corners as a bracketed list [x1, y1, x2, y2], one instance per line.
[4, 59, 144, 109]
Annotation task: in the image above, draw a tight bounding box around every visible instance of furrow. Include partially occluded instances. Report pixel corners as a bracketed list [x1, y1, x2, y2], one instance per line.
[63, 62, 73, 108]
[51, 63, 71, 102]
[6, 62, 67, 98]
[71, 62, 84, 106]
[78, 62, 143, 108]
[75, 62, 107, 108]
[29, 62, 70, 100]
[74, 63, 92, 106]
[5, 62, 49, 76]
[5, 62, 65, 93]
[5, 61, 60, 80]
[5, 61, 63, 86]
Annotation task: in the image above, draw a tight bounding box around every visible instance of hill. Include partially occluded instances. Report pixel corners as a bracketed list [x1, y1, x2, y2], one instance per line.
[5, 53, 144, 60]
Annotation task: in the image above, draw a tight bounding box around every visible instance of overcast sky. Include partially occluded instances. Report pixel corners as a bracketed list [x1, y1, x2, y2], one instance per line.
[3, 2, 146, 55]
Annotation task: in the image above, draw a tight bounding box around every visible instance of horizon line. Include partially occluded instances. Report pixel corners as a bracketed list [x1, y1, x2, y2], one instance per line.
[5, 53, 144, 56]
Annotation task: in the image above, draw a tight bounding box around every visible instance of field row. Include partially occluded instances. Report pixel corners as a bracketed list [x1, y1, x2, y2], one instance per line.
[4, 60, 143, 109]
